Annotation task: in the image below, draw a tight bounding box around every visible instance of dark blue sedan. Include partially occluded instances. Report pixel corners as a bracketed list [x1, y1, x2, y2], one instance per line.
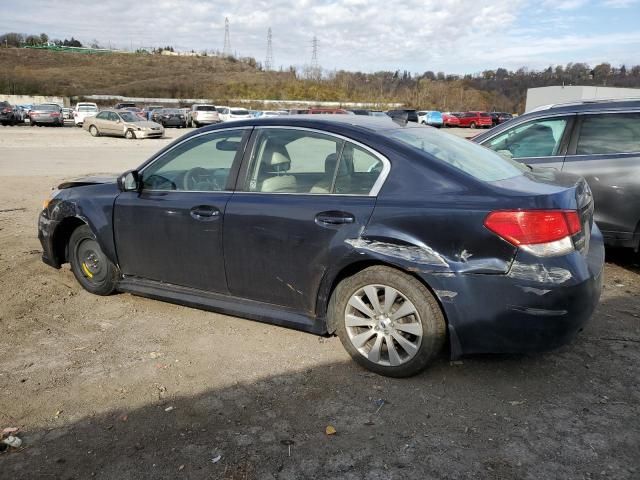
[38, 116, 604, 377]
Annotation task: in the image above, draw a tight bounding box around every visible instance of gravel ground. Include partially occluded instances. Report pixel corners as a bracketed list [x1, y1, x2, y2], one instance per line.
[0, 124, 638, 480]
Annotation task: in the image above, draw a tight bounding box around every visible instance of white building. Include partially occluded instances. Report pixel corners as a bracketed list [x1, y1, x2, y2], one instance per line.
[525, 85, 640, 112]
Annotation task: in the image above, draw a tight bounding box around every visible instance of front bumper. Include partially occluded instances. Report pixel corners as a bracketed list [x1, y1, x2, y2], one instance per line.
[135, 129, 164, 138]
[426, 225, 605, 356]
[38, 209, 61, 268]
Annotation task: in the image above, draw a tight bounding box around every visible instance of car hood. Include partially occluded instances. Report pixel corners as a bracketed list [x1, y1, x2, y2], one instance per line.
[124, 121, 162, 128]
[58, 175, 117, 189]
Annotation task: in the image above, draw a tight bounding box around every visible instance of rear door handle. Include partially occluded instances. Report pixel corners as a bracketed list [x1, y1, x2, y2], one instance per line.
[190, 205, 220, 220]
[315, 211, 355, 226]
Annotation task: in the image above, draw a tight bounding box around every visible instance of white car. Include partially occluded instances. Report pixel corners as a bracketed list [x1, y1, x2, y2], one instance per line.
[73, 102, 99, 127]
[255, 110, 288, 118]
[218, 107, 252, 122]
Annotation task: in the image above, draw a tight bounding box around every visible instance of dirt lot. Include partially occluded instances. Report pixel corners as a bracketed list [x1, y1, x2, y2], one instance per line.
[0, 124, 639, 480]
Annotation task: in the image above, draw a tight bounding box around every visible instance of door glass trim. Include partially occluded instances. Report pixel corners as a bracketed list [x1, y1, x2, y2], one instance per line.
[236, 126, 391, 197]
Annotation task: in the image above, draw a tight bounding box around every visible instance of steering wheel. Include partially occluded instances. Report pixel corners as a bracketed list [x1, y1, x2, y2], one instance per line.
[183, 167, 219, 191]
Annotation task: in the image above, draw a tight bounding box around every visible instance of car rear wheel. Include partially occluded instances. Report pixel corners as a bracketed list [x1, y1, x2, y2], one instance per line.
[89, 125, 99, 137]
[469, 122, 476, 129]
[332, 266, 446, 377]
[125, 129, 135, 139]
[68, 225, 118, 296]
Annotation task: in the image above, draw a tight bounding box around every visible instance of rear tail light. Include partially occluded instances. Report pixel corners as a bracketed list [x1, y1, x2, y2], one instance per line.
[484, 210, 582, 257]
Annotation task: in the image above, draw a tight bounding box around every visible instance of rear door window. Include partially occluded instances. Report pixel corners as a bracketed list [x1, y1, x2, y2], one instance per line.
[576, 113, 640, 154]
[485, 117, 570, 158]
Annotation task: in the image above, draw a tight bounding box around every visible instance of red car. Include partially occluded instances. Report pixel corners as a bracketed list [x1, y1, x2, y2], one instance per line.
[442, 112, 461, 127]
[458, 111, 493, 129]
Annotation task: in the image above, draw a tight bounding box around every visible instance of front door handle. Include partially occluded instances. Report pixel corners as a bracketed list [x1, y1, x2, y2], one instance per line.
[315, 211, 355, 226]
[190, 205, 220, 220]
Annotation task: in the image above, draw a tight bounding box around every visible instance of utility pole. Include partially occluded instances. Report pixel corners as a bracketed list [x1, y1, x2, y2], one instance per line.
[223, 17, 231, 57]
[265, 27, 273, 71]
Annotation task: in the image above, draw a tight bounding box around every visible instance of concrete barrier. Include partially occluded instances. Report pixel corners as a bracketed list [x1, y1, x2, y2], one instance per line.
[0, 94, 69, 107]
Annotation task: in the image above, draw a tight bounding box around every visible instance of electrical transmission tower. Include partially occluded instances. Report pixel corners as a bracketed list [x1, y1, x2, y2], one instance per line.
[223, 17, 231, 56]
[311, 36, 319, 69]
[265, 27, 273, 70]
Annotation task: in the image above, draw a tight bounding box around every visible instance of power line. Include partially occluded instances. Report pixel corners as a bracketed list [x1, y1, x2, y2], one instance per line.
[265, 27, 273, 71]
[223, 17, 231, 56]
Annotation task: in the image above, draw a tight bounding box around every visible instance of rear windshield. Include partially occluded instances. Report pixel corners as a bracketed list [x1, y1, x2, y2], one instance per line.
[34, 104, 58, 111]
[388, 126, 527, 182]
[196, 105, 217, 111]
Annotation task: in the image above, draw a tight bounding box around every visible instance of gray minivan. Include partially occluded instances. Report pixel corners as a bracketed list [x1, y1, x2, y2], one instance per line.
[473, 99, 640, 250]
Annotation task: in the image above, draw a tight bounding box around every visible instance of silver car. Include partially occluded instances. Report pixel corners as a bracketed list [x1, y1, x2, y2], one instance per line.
[188, 104, 221, 127]
[29, 104, 64, 127]
[83, 109, 164, 139]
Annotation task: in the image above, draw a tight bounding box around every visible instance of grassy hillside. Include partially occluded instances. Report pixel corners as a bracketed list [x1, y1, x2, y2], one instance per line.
[0, 48, 504, 110]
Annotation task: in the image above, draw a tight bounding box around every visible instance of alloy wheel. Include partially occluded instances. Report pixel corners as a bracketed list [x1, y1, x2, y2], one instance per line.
[345, 284, 423, 367]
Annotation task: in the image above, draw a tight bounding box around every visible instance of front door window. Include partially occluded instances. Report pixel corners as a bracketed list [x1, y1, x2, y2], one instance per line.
[485, 118, 569, 158]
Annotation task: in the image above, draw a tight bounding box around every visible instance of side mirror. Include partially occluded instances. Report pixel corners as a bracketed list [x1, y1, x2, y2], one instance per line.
[117, 170, 140, 192]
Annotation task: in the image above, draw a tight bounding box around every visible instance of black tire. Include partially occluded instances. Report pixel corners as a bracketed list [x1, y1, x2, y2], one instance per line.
[30, 121, 36, 127]
[69, 225, 118, 296]
[469, 122, 476, 129]
[125, 129, 135, 139]
[331, 266, 446, 377]
[89, 125, 99, 137]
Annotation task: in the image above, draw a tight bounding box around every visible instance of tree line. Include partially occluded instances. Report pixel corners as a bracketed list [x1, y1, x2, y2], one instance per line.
[0, 32, 82, 48]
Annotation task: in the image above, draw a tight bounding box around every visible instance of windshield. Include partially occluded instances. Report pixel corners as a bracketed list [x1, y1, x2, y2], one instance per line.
[78, 106, 98, 112]
[34, 104, 58, 111]
[387, 126, 527, 182]
[119, 112, 142, 122]
[196, 105, 217, 111]
[231, 109, 249, 115]
[165, 109, 181, 114]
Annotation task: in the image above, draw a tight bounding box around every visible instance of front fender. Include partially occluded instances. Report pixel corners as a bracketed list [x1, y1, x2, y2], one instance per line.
[46, 183, 119, 266]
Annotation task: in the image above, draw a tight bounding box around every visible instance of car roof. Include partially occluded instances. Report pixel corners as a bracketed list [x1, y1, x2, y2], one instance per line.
[528, 98, 640, 115]
[198, 114, 404, 134]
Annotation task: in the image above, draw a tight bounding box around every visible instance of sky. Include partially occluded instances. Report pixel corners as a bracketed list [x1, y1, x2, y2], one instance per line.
[0, 0, 639, 74]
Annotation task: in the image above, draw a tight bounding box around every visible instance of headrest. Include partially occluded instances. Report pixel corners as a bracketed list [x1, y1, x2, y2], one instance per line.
[325, 153, 350, 177]
[262, 143, 291, 167]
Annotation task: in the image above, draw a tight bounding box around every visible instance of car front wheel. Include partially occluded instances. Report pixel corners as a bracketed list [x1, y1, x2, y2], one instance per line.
[469, 122, 476, 129]
[332, 266, 446, 377]
[68, 225, 118, 295]
[125, 129, 135, 139]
